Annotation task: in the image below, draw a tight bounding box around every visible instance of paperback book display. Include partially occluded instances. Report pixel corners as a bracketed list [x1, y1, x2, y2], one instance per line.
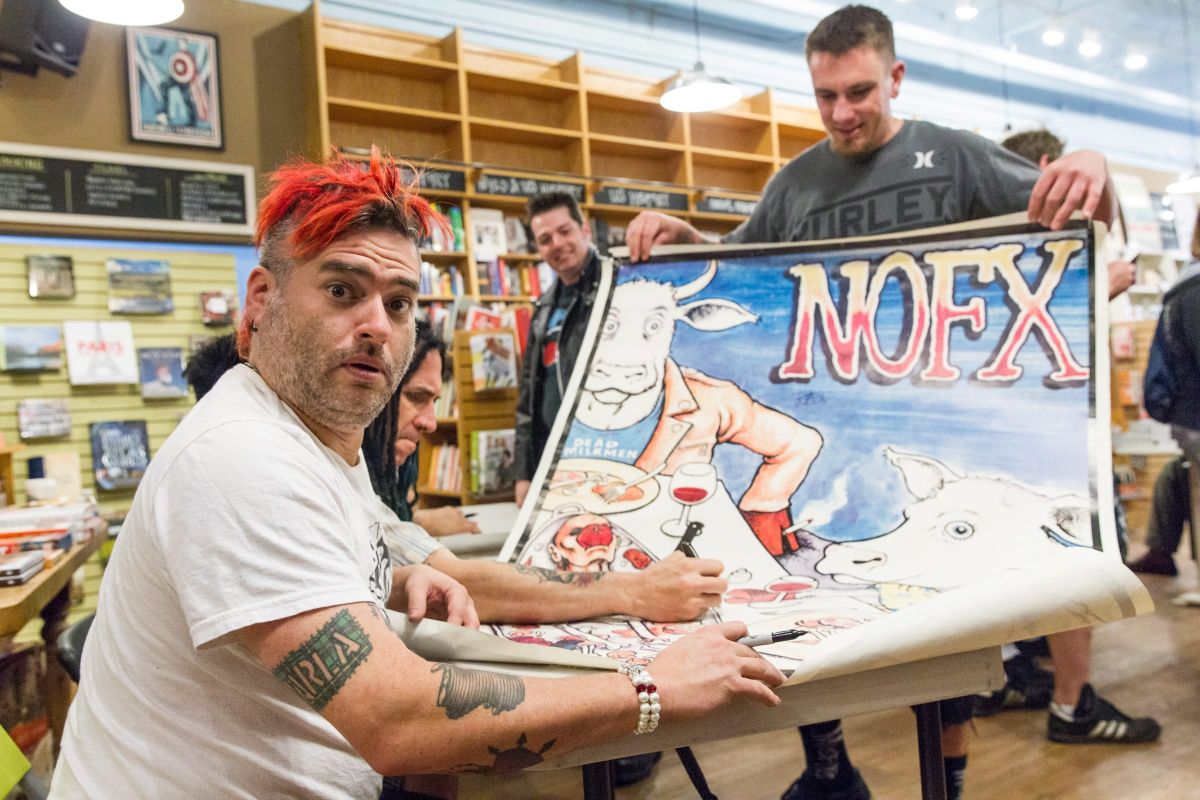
[90, 420, 151, 490]
[16, 399, 71, 440]
[470, 207, 507, 261]
[0, 501, 99, 562]
[0, 325, 63, 372]
[138, 347, 188, 399]
[469, 429, 516, 496]
[26, 255, 75, 299]
[418, 261, 464, 296]
[469, 332, 518, 391]
[64, 321, 138, 385]
[107, 258, 174, 314]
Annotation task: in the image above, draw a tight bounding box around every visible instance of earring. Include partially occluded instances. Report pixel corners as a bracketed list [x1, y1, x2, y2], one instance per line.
[250, 323, 259, 332]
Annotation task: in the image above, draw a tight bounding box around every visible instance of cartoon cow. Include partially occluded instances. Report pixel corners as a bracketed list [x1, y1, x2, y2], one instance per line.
[574, 260, 824, 556]
[816, 448, 1091, 591]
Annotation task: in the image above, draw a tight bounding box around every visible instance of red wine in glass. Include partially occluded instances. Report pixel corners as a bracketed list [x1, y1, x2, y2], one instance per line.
[662, 463, 717, 536]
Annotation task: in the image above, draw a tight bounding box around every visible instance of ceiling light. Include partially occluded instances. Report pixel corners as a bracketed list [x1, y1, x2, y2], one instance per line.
[955, 0, 978, 21]
[1041, 25, 1065, 47]
[661, 63, 742, 112]
[661, 0, 742, 113]
[1165, 172, 1200, 194]
[58, 0, 184, 26]
[1078, 30, 1101, 58]
[1123, 50, 1148, 71]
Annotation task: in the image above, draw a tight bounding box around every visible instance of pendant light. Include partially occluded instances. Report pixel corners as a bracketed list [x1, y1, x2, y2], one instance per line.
[58, 0, 184, 26]
[660, 0, 741, 113]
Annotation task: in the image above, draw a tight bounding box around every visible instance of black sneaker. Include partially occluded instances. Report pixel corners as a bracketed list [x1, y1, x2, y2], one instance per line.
[781, 767, 871, 800]
[975, 653, 1054, 716]
[612, 751, 662, 787]
[1047, 685, 1161, 744]
[1126, 551, 1178, 576]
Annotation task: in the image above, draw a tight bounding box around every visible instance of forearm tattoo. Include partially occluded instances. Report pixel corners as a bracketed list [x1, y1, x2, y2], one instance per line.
[273, 609, 373, 711]
[511, 564, 605, 587]
[432, 663, 526, 720]
[447, 733, 556, 774]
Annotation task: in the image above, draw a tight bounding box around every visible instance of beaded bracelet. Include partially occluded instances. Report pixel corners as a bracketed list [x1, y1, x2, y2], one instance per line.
[618, 664, 661, 734]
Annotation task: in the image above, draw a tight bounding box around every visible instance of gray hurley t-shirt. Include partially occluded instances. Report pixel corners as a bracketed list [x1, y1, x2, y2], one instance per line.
[727, 119, 1043, 245]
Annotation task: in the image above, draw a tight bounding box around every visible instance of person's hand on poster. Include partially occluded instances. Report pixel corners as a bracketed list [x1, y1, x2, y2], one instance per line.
[628, 552, 728, 621]
[1027, 150, 1112, 230]
[413, 506, 481, 537]
[650, 622, 785, 715]
[625, 211, 715, 262]
[392, 564, 479, 628]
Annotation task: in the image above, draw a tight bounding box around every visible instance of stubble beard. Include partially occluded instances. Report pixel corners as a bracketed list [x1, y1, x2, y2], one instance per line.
[258, 295, 414, 433]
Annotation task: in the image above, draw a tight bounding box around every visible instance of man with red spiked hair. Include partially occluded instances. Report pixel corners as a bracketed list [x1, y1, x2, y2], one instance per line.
[51, 150, 783, 799]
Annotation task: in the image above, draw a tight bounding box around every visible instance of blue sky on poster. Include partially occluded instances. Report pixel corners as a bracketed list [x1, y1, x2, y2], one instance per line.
[582, 226, 1093, 544]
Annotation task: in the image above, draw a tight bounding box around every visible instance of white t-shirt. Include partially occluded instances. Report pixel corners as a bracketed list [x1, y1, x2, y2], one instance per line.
[53, 365, 394, 799]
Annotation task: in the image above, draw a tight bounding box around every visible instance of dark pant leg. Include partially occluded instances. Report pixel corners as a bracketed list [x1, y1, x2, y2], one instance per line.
[1146, 456, 1190, 555]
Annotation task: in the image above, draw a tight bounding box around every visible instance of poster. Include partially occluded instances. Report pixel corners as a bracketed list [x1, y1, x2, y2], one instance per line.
[138, 347, 188, 399]
[126, 26, 223, 149]
[492, 215, 1151, 684]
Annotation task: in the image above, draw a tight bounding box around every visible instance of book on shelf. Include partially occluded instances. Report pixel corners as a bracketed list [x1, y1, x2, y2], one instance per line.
[1, 324, 64, 372]
[1111, 326, 1136, 360]
[90, 420, 151, 491]
[469, 332, 518, 391]
[470, 208, 507, 262]
[17, 399, 71, 440]
[138, 347, 189, 399]
[1115, 369, 1143, 406]
[64, 321, 138, 385]
[502, 306, 532, 356]
[107, 258, 174, 315]
[426, 444, 461, 493]
[26, 254, 75, 299]
[464, 306, 503, 331]
[504, 215, 531, 253]
[434, 378, 457, 418]
[199, 290, 236, 326]
[419, 261, 464, 296]
[0, 529, 74, 556]
[422, 203, 464, 252]
[469, 429, 516, 497]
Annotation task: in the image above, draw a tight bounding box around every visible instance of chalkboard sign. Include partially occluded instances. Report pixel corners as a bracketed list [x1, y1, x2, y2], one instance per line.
[696, 195, 759, 216]
[593, 184, 689, 212]
[397, 164, 467, 194]
[474, 171, 585, 202]
[0, 142, 255, 236]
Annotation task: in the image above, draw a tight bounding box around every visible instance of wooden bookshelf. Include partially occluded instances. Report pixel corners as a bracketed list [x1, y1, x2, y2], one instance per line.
[303, 1, 829, 306]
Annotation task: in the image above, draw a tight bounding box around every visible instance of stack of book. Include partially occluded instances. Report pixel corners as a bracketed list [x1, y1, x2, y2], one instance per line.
[0, 501, 99, 558]
[0, 552, 44, 587]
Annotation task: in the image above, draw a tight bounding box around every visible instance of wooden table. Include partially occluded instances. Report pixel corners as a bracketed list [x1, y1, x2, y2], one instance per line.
[0, 534, 105, 752]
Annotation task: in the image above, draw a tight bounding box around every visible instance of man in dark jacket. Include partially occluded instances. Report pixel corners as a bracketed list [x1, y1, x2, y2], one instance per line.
[514, 191, 602, 507]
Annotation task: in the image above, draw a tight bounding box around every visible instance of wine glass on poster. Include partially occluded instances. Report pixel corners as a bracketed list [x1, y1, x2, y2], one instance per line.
[661, 462, 716, 536]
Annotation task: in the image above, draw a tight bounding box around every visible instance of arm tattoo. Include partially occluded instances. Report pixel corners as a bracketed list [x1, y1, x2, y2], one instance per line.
[273, 609, 373, 712]
[511, 563, 605, 587]
[432, 663, 525, 720]
[447, 733, 556, 774]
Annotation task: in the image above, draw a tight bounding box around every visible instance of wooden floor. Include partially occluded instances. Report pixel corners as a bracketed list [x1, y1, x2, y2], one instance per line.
[461, 557, 1199, 800]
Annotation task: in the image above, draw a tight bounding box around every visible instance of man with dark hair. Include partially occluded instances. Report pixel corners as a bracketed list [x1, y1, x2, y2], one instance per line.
[626, 6, 1118, 799]
[514, 191, 600, 508]
[183, 333, 239, 400]
[51, 151, 783, 799]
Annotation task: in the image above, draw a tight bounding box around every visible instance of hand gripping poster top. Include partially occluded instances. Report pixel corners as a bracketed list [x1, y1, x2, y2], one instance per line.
[495, 214, 1152, 685]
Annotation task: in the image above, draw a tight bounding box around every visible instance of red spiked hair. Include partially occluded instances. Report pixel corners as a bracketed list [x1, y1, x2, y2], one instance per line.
[239, 148, 448, 358]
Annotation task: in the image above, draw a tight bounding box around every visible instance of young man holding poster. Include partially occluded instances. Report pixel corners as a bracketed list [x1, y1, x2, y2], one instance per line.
[626, 6, 1117, 800]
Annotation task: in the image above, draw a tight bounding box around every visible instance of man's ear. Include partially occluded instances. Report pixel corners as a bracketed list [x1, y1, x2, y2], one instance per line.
[1039, 154, 1051, 170]
[243, 265, 276, 324]
[889, 59, 906, 98]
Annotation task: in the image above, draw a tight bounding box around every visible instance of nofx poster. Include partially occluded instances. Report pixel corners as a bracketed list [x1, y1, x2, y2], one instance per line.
[495, 216, 1151, 683]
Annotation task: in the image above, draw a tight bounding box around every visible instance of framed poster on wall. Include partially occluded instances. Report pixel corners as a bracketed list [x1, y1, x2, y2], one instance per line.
[126, 26, 223, 149]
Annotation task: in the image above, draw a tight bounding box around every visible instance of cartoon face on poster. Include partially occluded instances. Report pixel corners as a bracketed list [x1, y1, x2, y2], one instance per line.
[126, 26, 223, 149]
[497, 219, 1111, 667]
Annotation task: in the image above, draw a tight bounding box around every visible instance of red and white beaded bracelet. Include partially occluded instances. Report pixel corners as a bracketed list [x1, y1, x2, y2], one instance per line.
[618, 664, 661, 734]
